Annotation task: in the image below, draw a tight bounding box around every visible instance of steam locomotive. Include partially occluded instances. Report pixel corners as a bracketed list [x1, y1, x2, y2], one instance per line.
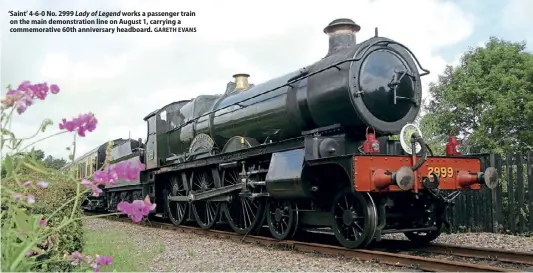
[76, 18, 499, 249]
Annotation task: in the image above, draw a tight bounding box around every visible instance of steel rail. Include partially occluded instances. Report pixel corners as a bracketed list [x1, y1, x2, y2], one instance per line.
[88, 214, 517, 272]
[422, 241, 533, 265]
[379, 239, 533, 266]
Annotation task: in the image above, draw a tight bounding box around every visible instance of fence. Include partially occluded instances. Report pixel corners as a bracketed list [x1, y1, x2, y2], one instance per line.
[449, 151, 533, 234]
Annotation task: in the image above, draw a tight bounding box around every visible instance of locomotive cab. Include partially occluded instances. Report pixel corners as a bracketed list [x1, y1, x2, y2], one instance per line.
[143, 100, 191, 169]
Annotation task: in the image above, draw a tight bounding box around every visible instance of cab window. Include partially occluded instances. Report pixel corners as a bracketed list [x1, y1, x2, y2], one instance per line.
[156, 110, 168, 134]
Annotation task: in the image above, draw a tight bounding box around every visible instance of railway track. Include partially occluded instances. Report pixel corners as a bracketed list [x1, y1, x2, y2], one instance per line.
[379, 239, 533, 267]
[85, 212, 533, 272]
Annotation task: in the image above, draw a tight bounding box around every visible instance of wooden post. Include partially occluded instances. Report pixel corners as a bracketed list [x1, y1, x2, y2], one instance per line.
[516, 153, 525, 233]
[491, 154, 503, 233]
[526, 151, 533, 232]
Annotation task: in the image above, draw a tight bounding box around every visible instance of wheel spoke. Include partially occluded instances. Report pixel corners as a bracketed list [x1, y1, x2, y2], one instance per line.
[331, 190, 377, 249]
[166, 176, 188, 226]
[222, 168, 265, 235]
[266, 200, 297, 240]
[191, 170, 220, 229]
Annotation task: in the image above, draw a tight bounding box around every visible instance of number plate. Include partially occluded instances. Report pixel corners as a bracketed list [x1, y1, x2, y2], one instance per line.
[427, 167, 454, 178]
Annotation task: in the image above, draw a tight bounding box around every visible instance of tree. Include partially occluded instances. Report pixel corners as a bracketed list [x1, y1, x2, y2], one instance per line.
[28, 148, 45, 161]
[1, 149, 67, 176]
[421, 37, 533, 155]
[42, 155, 67, 170]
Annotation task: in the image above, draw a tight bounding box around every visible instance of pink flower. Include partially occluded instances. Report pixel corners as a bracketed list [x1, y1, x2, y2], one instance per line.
[81, 159, 144, 199]
[92, 159, 145, 186]
[81, 179, 103, 197]
[93, 167, 118, 185]
[50, 84, 60, 94]
[68, 251, 84, 266]
[1, 81, 60, 114]
[23, 181, 32, 187]
[39, 219, 47, 227]
[95, 255, 113, 265]
[37, 181, 48, 188]
[117, 195, 156, 223]
[27, 194, 35, 204]
[113, 160, 146, 181]
[59, 112, 98, 137]
[66, 252, 113, 272]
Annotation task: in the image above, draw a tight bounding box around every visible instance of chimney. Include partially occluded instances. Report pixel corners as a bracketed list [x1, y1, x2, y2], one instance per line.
[233, 73, 250, 92]
[323, 18, 360, 56]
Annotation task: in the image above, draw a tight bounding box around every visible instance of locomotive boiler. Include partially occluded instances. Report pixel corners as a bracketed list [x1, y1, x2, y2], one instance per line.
[81, 18, 499, 250]
[143, 18, 426, 168]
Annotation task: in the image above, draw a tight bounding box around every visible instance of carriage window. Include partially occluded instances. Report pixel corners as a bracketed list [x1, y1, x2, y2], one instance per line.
[81, 162, 87, 178]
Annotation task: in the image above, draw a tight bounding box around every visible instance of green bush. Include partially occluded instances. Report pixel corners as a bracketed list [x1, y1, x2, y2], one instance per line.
[2, 158, 85, 272]
[32, 174, 85, 271]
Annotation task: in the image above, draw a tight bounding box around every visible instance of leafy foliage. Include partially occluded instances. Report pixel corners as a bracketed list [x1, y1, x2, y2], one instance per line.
[29, 171, 85, 271]
[1, 80, 151, 272]
[42, 155, 67, 170]
[1, 149, 67, 177]
[421, 37, 533, 154]
[0, 153, 84, 272]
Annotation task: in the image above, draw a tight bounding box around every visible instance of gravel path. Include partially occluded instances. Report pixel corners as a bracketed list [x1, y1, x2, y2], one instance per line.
[382, 232, 533, 252]
[84, 218, 405, 272]
[85, 218, 533, 271]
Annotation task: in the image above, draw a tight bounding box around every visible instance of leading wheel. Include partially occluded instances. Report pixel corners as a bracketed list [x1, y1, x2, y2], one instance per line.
[191, 170, 220, 229]
[266, 199, 299, 240]
[221, 168, 265, 235]
[166, 176, 188, 226]
[331, 188, 378, 249]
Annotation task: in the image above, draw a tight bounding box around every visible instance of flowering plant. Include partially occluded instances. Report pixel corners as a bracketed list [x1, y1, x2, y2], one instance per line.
[1, 81, 156, 272]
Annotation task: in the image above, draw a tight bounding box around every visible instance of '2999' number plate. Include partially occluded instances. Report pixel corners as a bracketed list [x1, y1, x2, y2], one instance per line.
[427, 167, 454, 178]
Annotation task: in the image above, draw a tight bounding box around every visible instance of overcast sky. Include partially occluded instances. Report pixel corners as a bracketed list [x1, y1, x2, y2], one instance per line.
[1, 0, 532, 160]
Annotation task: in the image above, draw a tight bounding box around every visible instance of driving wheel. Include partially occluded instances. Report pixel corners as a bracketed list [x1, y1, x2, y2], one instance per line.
[191, 170, 220, 229]
[221, 168, 265, 235]
[166, 175, 188, 226]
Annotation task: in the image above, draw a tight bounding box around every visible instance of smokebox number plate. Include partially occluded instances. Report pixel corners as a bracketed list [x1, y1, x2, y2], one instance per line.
[427, 167, 454, 178]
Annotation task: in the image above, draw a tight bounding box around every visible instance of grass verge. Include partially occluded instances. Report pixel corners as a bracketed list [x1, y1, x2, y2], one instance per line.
[80, 226, 165, 272]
